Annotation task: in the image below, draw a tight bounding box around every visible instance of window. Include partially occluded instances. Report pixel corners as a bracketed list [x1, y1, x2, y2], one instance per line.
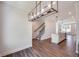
[61, 24, 71, 33]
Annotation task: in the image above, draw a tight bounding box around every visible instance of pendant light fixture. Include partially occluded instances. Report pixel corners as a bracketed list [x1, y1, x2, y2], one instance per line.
[28, 1, 58, 21]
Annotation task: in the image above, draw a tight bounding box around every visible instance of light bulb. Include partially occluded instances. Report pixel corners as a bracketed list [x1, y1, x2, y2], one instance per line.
[41, 9, 44, 13]
[48, 4, 51, 8]
[34, 14, 36, 17]
[53, 1, 56, 5]
[31, 16, 33, 18]
[37, 12, 40, 15]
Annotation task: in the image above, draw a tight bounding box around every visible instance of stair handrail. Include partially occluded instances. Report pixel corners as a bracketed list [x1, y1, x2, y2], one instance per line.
[34, 23, 45, 32]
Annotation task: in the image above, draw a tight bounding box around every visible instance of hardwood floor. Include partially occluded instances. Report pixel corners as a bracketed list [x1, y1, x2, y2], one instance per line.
[4, 35, 79, 57]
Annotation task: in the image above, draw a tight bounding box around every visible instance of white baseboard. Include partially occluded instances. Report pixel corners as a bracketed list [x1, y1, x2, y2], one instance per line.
[0, 45, 32, 57]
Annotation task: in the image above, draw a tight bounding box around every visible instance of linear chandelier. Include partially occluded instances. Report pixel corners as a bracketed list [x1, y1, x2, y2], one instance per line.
[28, 1, 58, 21]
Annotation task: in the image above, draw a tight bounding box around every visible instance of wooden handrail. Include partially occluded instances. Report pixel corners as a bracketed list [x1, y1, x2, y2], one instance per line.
[34, 23, 45, 32]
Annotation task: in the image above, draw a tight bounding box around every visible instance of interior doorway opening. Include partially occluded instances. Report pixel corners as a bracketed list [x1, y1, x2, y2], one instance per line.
[59, 20, 77, 52]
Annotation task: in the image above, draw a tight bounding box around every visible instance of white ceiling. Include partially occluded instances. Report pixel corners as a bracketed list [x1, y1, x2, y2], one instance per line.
[3, 1, 78, 13]
[3, 1, 79, 18]
[3, 1, 36, 15]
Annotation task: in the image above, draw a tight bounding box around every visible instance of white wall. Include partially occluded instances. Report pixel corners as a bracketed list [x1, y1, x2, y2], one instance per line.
[41, 15, 57, 40]
[0, 2, 33, 56]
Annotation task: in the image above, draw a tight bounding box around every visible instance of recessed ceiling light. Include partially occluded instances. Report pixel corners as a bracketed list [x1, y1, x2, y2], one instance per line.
[68, 12, 71, 15]
[53, 1, 56, 5]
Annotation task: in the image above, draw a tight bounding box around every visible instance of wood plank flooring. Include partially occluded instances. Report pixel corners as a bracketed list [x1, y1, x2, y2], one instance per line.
[4, 36, 79, 57]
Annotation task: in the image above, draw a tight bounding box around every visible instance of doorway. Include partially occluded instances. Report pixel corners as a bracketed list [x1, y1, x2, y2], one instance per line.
[60, 21, 77, 53]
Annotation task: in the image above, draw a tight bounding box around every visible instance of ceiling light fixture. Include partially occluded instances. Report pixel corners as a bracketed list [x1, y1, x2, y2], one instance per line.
[28, 1, 58, 21]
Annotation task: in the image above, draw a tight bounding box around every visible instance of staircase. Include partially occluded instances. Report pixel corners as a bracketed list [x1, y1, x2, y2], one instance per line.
[32, 23, 45, 40]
